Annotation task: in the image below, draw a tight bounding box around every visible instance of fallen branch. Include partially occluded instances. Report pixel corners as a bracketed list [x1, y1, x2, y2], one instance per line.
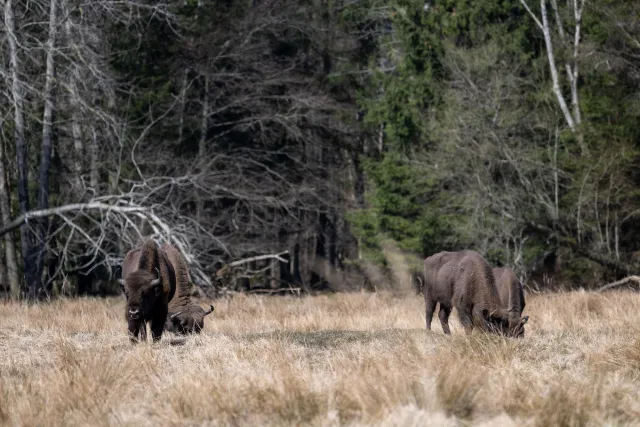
[228, 251, 289, 267]
[247, 287, 301, 296]
[0, 201, 215, 289]
[596, 275, 640, 293]
[0, 202, 146, 237]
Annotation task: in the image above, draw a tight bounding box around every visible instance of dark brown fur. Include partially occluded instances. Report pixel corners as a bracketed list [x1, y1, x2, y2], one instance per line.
[423, 250, 511, 336]
[493, 267, 528, 338]
[119, 239, 176, 343]
[160, 243, 214, 334]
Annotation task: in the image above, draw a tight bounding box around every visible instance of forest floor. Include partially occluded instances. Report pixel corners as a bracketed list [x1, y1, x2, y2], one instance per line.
[1, 290, 640, 426]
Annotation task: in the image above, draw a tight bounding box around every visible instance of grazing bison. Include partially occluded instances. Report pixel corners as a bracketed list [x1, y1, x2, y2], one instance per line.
[423, 250, 517, 336]
[160, 243, 214, 334]
[119, 239, 176, 343]
[493, 267, 528, 338]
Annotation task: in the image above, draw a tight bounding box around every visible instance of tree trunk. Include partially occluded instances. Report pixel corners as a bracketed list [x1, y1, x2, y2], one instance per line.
[61, 0, 86, 191]
[178, 69, 188, 145]
[5, 0, 32, 298]
[0, 132, 20, 298]
[196, 74, 209, 222]
[30, 0, 59, 299]
[90, 127, 99, 189]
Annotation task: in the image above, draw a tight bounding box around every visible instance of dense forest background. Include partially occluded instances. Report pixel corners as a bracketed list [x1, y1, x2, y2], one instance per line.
[1, 0, 639, 299]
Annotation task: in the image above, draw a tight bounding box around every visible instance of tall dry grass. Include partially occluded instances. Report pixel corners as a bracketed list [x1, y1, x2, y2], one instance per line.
[1, 290, 640, 426]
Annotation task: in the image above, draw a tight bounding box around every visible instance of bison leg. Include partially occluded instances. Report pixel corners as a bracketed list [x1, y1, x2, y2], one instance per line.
[425, 298, 437, 330]
[150, 320, 164, 342]
[150, 307, 168, 342]
[458, 308, 474, 335]
[438, 305, 452, 335]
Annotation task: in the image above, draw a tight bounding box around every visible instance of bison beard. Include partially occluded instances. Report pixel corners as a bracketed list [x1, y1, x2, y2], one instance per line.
[119, 239, 176, 343]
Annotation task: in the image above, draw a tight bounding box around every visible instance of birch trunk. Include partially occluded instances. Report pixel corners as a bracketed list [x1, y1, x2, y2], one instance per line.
[178, 69, 188, 145]
[62, 0, 87, 190]
[199, 74, 209, 158]
[196, 74, 209, 222]
[5, 0, 31, 296]
[0, 130, 20, 298]
[30, 0, 59, 299]
[90, 128, 100, 189]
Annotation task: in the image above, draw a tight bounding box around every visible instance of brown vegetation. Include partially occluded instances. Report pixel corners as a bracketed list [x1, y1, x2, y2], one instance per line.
[1, 290, 639, 425]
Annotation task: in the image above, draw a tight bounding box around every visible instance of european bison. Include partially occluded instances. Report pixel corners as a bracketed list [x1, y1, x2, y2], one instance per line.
[423, 250, 516, 336]
[493, 267, 528, 338]
[119, 239, 176, 343]
[160, 243, 214, 334]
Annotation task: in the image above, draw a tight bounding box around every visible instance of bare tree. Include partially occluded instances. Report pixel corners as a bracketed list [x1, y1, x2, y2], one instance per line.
[4, 0, 33, 295]
[0, 130, 19, 298]
[520, 0, 586, 152]
[27, 0, 60, 299]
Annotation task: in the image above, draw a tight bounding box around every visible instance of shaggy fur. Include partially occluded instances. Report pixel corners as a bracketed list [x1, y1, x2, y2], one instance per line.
[423, 250, 510, 336]
[119, 239, 176, 343]
[160, 243, 214, 334]
[493, 267, 528, 337]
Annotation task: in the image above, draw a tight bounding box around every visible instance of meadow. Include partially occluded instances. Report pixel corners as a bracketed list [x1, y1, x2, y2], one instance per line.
[1, 290, 639, 426]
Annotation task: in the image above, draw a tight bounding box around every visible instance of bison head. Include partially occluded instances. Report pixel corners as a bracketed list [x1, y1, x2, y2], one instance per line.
[166, 305, 214, 334]
[483, 309, 529, 338]
[481, 308, 512, 336]
[509, 315, 529, 338]
[119, 268, 163, 321]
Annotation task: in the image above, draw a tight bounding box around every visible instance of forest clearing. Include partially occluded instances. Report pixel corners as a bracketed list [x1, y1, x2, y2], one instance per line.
[1, 290, 639, 426]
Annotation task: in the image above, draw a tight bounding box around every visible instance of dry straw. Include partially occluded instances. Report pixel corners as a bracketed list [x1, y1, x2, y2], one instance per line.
[1, 290, 640, 426]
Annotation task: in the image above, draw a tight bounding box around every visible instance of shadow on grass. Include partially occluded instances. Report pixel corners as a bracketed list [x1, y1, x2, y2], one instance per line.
[241, 328, 430, 349]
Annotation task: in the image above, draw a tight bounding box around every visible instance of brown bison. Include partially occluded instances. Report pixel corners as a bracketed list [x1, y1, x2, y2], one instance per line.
[119, 239, 176, 343]
[493, 267, 528, 338]
[423, 250, 518, 336]
[160, 243, 214, 334]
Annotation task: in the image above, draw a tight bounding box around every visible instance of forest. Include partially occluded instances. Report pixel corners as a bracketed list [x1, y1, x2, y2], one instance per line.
[1, 0, 639, 299]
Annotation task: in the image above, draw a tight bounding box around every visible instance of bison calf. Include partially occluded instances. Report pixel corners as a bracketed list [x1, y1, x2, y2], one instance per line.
[493, 267, 529, 338]
[119, 239, 176, 343]
[161, 243, 214, 335]
[423, 250, 515, 336]
[165, 304, 214, 334]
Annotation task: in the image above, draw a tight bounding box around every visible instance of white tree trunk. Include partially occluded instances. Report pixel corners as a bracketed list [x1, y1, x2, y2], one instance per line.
[521, 0, 586, 152]
[90, 128, 100, 189]
[178, 69, 188, 145]
[31, 0, 59, 299]
[63, 0, 85, 190]
[539, 0, 576, 131]
[5, 0, 32, 292]
[199, 74, 209, 157]
[0, 125, 20, 298]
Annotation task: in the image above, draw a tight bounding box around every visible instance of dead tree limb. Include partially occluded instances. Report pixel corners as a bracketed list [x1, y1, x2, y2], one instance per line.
[596, 275, 640, 293]
[0, 203, 146, 237]
[228, 251, 289, 267]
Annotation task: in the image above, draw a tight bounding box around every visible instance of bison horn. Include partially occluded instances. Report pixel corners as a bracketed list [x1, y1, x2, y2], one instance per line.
[150, 268, 161, 286]
[203, 305, 214, 316]
[171, 311, 182, 320]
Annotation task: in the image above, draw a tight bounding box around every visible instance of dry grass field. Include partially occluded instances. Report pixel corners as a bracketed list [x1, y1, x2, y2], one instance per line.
[1, 290, 640, 426]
